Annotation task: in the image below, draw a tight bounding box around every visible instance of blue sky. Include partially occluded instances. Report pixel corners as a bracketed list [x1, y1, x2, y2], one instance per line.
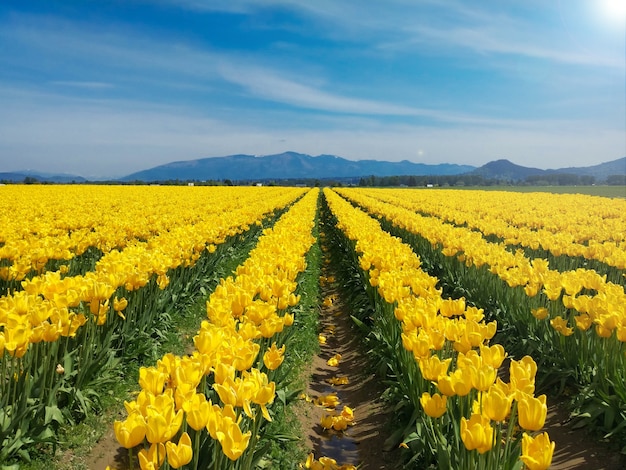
[0, 0, 624, 179]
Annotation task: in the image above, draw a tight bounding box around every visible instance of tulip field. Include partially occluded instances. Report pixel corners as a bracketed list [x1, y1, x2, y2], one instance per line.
[1, 185, 625, 469]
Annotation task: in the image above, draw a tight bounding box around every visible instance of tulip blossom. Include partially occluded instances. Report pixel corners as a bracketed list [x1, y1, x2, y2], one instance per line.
[218, 419, 252, 461]
[520, 432, 555, 470]
[263, 342, 286, 370]
[138, 443, 165, 470]
[420, 392, 447, 418]
[184, 393, 211, 431]
[166, 432, 193, 469]
[460, 413, 494, 454]
[518, 394, 547, 431]
[327, 354, 341, 367]
[114, 411, 146, 449]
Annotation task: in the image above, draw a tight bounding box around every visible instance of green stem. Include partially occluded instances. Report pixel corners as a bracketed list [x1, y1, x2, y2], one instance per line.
[192, 429, 201, 470]
[128, 447, 134, 470]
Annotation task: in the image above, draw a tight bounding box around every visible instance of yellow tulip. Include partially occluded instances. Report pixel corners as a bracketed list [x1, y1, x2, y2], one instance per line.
[218, 419, 252, 461]
[479, 343, 507, 369]
[327, 376, 349, 386]
[520, 432, 555, 470]
[573, 313, 592, 331]
[139, 366, 167, 396]
[470, 364, 497, 392]
[184, 393, 211, 431]
[550, 316, 574, 336]
[420, 392, 447, 418]
[232, 339, 260, 371]
[166, 432, 193, 469]
[518, 393, 547, 431]
[530, 307, 549, 320]
[205, 402, 223, 440]
[114, 411, 146, 449]
[418, 355, 451, 382]
[510, 356, 537, 396]
[327, 353, 341, 367]
[263, 342, 286, 370]
[113, 296, 128, 312]
[482, 386, 512, 422]
[439, 297, 466, 317]
[460, 413, 494, 454]
[451, 368, 473, 397]
[145, 399, 183, 444]
[436, 374, 457, 397]
[156, 273, 169, 290]
[320, 414, 336, 430]
[315, 393, 340, 410]
[138, 442, 165, 470]
[213, 378, 240, 408]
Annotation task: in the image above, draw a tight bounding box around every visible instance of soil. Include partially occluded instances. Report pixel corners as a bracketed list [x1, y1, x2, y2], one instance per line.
[544, 402, 625, 470]
[298, 275, 401, 469]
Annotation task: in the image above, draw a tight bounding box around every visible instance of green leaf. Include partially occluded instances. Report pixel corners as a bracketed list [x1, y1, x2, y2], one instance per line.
[44, 406, 65, 426]
[276, 389, 287, 406]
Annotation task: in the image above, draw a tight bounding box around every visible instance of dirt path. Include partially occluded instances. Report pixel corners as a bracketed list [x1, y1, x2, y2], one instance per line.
[546, 402, 625, 469]
[299, 269, 400, 469]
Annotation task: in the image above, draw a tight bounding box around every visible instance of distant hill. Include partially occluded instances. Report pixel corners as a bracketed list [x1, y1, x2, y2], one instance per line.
[0, 171, 87, 183]
[469, 157, 625, 182]
[545, 157, 626, 180]
[469, 159, 545, 181]
[120, 152, 476, 182]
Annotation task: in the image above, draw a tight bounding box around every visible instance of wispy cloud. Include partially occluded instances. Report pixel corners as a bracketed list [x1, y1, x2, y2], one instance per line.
[165, 0, 625, 69]
[1, 13, 515, 125]
[394, 23, 625, 69]
[50, 81, 115, 89]
[218, 63, 430, 118]
[0, 85, 622, 179]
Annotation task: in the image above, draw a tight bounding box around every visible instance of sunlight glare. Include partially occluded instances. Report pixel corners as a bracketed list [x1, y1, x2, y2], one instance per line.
[599, 0, 626, 24]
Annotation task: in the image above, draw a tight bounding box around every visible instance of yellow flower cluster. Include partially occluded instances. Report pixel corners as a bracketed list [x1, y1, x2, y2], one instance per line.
[115, 188, 319, 467]
[336, 188, 626, 343]
[304, 453, 357, 470]
[355, 188, 626, 269]
[325, 189, 554, 469]
[0, 186, 303, 281]
[0, 186, 305, 358]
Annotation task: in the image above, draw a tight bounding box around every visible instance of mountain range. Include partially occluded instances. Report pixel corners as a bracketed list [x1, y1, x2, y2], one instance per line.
[2, 152, 624, 183]
[120, 152, 625, 182]
[120, 152, 475, 182]
[469, 158, 626, 181]
[0, 170, 87, 183]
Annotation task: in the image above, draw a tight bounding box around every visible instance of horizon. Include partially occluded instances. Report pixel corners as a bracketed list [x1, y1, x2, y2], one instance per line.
[1, 1, 625, 179]
[5, 152, 625, 182]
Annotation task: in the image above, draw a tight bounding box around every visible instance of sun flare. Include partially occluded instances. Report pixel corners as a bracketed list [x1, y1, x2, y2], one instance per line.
[599, 0, 626, 22]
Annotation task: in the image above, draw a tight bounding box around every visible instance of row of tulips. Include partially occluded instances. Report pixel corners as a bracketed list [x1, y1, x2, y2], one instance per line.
[113, 188, 320, 469]
[1, 187, 304, 359]
[337, 188, 626, 345]
[323, 189, 554, 470]
[0, 186, 306, 464]
[0, 186, 300, 286]
[336, 187, 626, 438]
[358, 188, 626, 269]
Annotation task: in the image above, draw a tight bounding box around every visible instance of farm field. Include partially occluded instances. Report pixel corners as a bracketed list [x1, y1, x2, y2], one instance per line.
[449, 185, 626, 199]
[1, 185, 625, 469]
